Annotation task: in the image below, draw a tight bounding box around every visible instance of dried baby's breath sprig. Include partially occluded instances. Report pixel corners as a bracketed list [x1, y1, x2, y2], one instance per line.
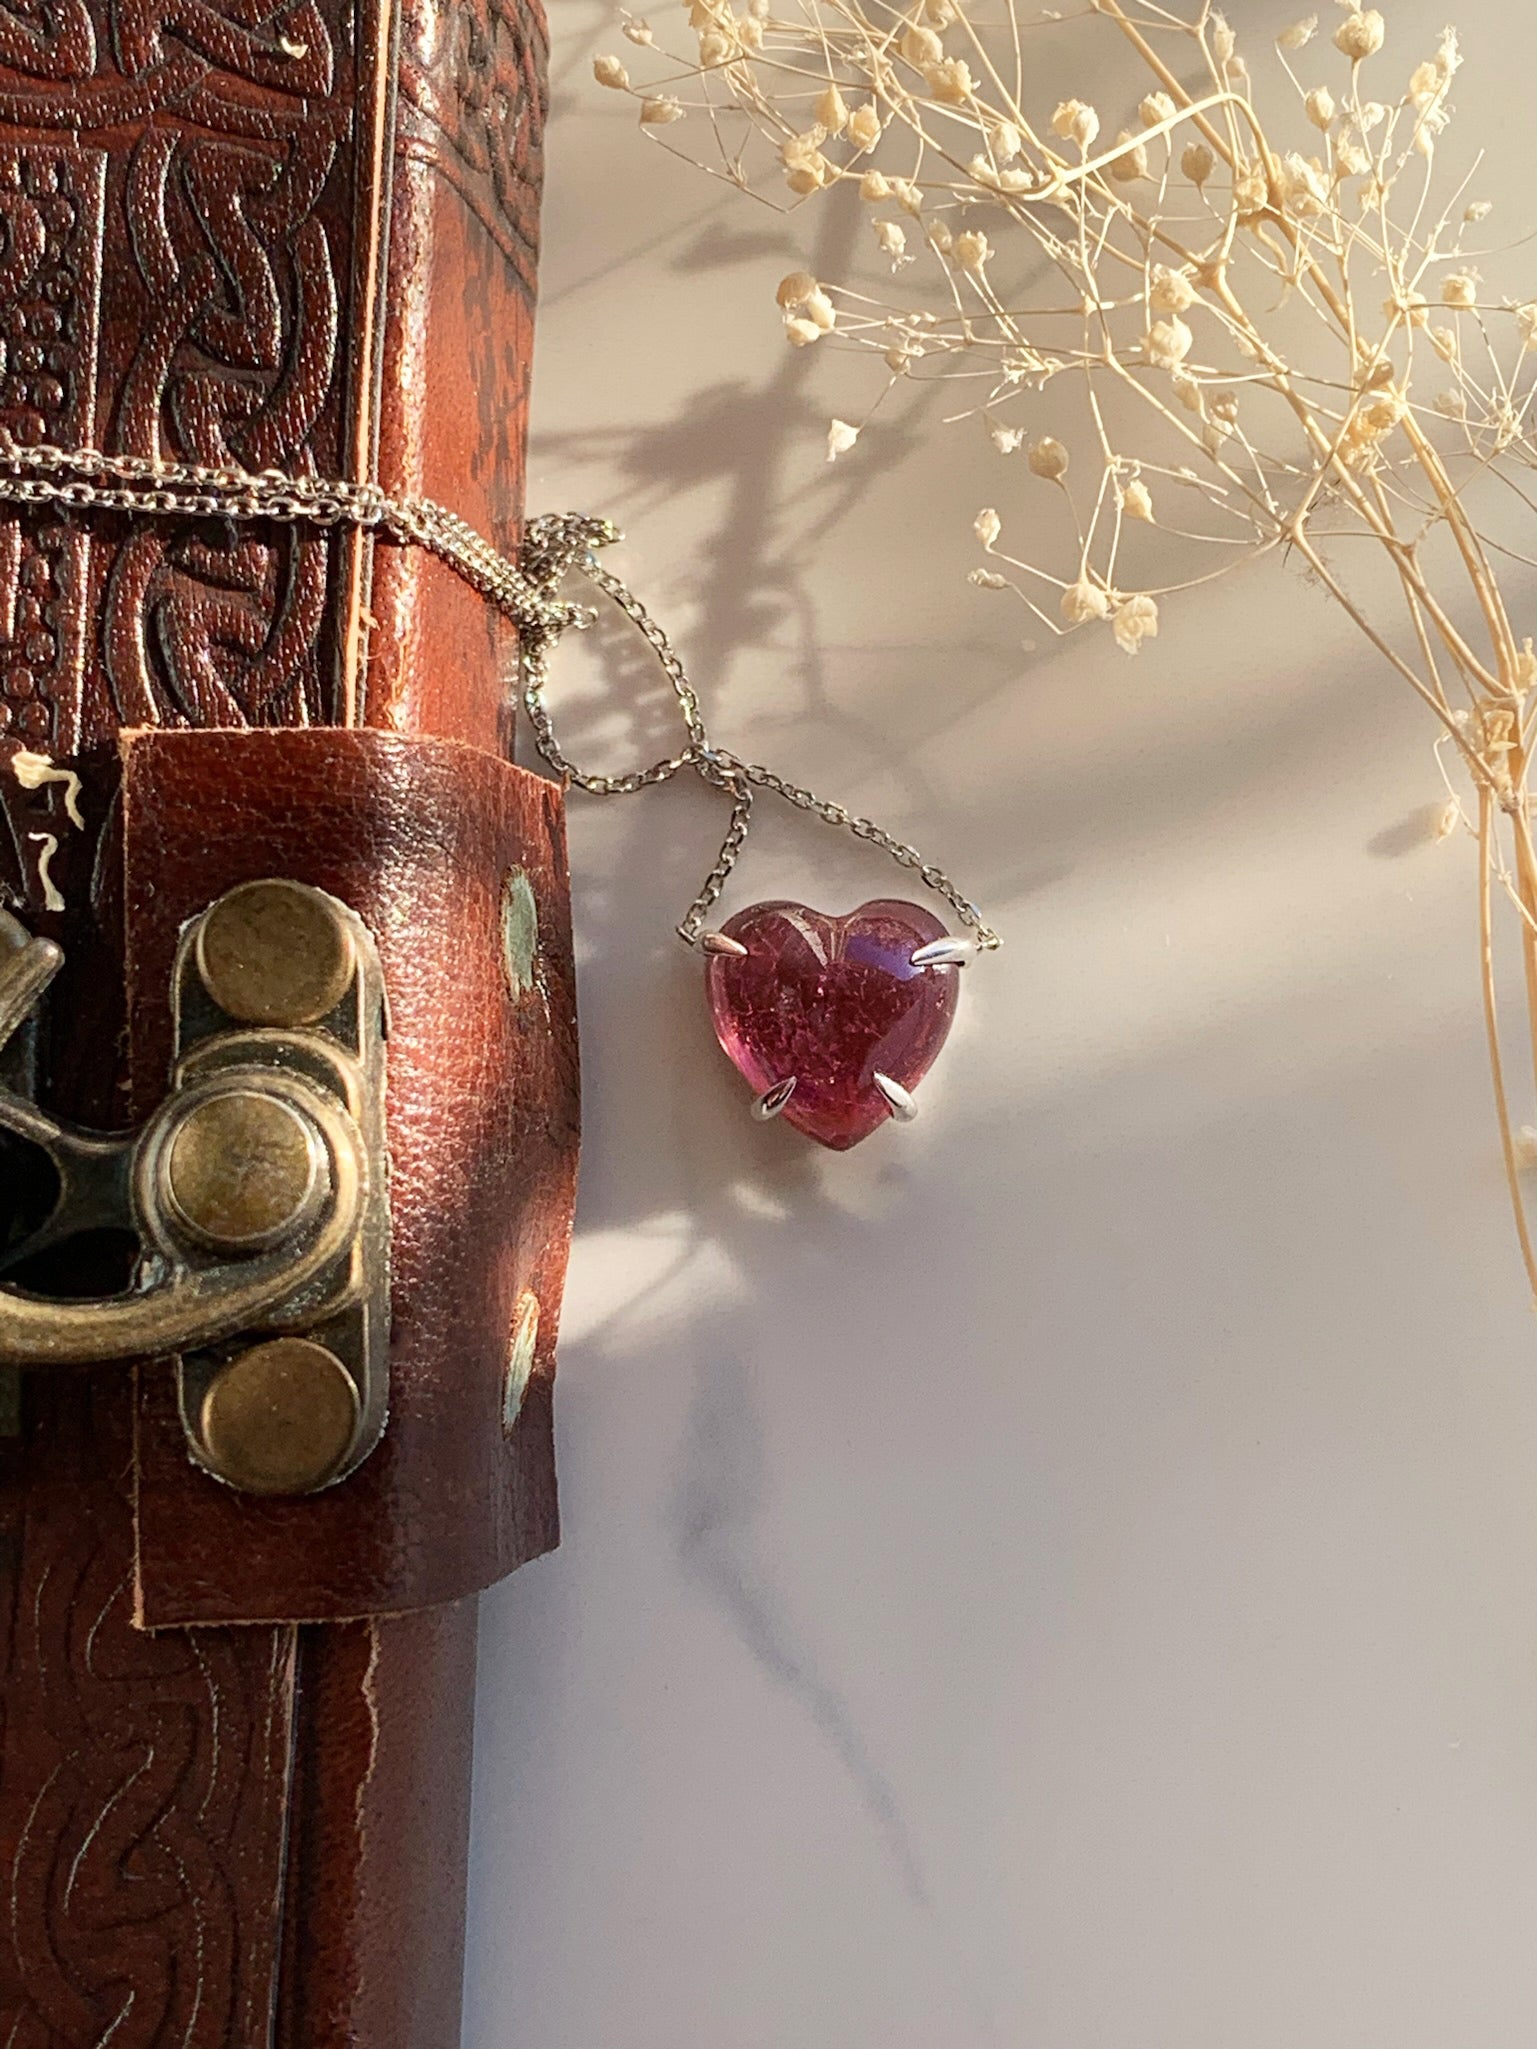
[613, 0, 1537, 1302]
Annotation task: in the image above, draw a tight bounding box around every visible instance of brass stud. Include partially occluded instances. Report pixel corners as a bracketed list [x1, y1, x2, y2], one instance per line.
[163, 1088, 323, 1252]
[196, 879, 356, 1027]
[200, 1337, 360, 1495]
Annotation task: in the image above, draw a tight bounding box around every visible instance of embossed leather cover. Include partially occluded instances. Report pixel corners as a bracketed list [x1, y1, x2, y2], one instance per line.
[0, 0, 559, 2042]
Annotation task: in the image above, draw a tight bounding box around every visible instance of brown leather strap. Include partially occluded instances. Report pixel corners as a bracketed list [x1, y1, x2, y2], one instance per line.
[124, 725, 578, 1629]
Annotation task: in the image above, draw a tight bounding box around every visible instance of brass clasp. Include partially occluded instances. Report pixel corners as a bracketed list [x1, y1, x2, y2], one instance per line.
[0, 879, 390, 1495]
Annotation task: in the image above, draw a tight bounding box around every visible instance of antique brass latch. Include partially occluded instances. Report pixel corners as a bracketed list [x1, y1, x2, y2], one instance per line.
[0, 880, 390, 1496]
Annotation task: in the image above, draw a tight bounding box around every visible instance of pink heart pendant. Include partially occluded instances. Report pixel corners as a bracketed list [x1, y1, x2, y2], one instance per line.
[705, 900, 961, 1150]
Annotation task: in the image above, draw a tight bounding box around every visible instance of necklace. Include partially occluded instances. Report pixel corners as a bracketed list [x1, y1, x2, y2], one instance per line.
[0, 438, 998, 1150]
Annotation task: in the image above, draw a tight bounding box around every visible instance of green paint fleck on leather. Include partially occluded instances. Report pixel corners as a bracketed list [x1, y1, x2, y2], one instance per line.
[501, 868, 538, 999]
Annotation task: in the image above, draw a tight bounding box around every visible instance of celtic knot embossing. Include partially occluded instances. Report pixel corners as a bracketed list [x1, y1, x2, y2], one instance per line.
[0, 0, 363, 740]
[398, 0, 546, 289]
[0, 1378, 297, 2049]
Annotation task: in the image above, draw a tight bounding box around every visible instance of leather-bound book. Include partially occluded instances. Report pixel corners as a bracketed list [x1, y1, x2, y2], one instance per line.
[0, 2, 574, 2045]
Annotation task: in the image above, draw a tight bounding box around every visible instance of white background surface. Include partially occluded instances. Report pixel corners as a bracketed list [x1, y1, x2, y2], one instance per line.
[464, 5, 1537, 2044]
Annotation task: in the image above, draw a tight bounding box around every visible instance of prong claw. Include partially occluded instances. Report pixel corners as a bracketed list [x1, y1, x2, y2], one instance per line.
[752, 1077, 797, 1121]
[873, 1072, 919, 1123]
[702, 931, 749, 958]
[911, 937, 971, 968]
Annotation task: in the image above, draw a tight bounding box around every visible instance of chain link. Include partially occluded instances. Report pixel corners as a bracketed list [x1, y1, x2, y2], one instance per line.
[0, 439, 999, 951]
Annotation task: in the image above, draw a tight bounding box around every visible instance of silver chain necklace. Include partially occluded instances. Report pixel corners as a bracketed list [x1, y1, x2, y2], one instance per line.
[0, 438, 997, 1149]
[0, 438, 998, 953]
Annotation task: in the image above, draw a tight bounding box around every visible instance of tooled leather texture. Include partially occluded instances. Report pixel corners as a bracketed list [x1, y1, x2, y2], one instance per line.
[0, 1373, 300, 2049]
[0, 0, 555, 2032]
[125, 725, 578, 1629]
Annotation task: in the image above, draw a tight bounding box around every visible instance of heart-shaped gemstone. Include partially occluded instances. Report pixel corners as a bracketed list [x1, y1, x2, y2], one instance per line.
[705, 900, 961, 1149]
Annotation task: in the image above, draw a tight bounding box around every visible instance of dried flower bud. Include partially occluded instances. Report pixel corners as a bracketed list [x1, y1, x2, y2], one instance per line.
[990, 423, 1024, 454]
[926, 58, 974, 104]
[804, 288, 837, 332]
[593, 52, 631, 90]
[1121, 478, 1155, 522]
[1140, 91, 1176, 127]
[776, 271, 818, 310]
[1305, 86, 1336, 128]
[1051, 99, 1100, 149]
[639, 95, 684, 124]
[954, 230, 991, 272]
[781, 129, 831, 193]
[1464, 200, 1491, 223]
[1517, 304, 1537, 353]
[1441, 273, 1477, 308]
[873, 219, 907, 263]
[1432, 390, 1465, 420]
[848, 103, 881, 150]
[1333, 10, 1384, 62]
[1112, 593, 1160, 654]
[784, 157, 829, 195]
[991, 121, 1023, 162]
[1408, 29, 1461, 128]
[697, 28, 732, 65]
[815, 84, 849, 134]
[1150, 265, 1196, 313]
[1428, 325, 1458, 361]
[621, 18, 654, 46]
[969, 568, 1009, 590]
[1147, 317, 1194, 369]
[1335, 139, 1370, 176]
[1061, 578, 1109, 624]
[826, 419, 859, 461]
[784, 317, 823, 347]
[974, 506, 1002, 548]
[1108, 132, 1150, 183]
[1172, 370, 1202, 411]
[1341, 385, 1405, 464]
[1211, 13, 1235, 64]
[892, 178, 924, 215]
[1518, 640, 1537, 694]
[860, 169, 893, 202]
[1279, 151, 1328, 216]
[1232, 161, 1268, 213]
[1028, 435, 1070, 480]
[901, 23, 944, 68]
[1182, 140, 1215, 184]
[1277, 13, 1318, 50]
[738, 14, 763, 48]
[928, 221, 954, 255]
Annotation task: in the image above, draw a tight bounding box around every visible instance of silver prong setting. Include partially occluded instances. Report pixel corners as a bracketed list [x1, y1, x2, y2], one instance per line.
[873, 1071, 919, 1123]
[702, 930, 749, 958]
[752, 1077, 797, 1121]
[911, 936, 972, 969]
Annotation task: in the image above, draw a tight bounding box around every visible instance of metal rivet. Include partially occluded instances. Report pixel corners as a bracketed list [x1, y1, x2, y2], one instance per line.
[503, 1289, 540, 1432]
[196, 879, 356, 1027]
[501, 868, 539, 1000]
[163, 1088, 323, 1252]
[200, 1337, 360, 1495]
